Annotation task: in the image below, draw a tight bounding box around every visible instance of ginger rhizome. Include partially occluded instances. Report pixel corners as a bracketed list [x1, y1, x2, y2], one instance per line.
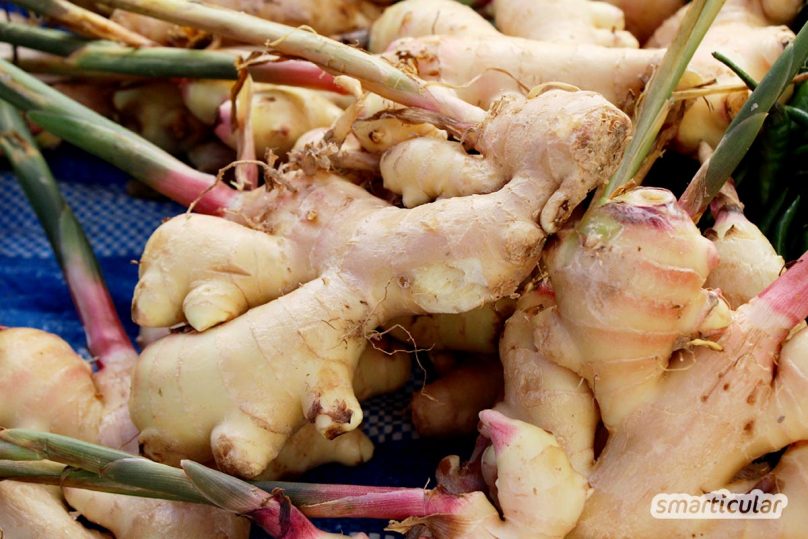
[499, 188, 732, 474]
[705, 186, 785, 308]
[129, 88, 630, 478]
[0, 328, 251, 539]
[390, 409, 589, 539]
[376, 0, 794, 153]
[0, 482, 106, 539]
[0, 327, 410, 536]
[494, 177, 808, 534]
[412, 354, 504, 437]
[491, 0, 639, 47]
[575, 252, 808, 537]
[369, 0, 637, 53]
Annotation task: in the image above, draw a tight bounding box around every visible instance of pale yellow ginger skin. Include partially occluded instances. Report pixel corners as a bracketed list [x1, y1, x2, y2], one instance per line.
[392, 410, 588, 539]
[368, 0, 497, 53]
[478, 411, 588, 539]
[0, 327, 137, 451]
[389, 299, 515, 354]
[350, 342, 413, 402]
[381, 138, 502, 207]
[0, 483, 107, 539]
[257, 426, 373, 480]
[347, 94, 446, 155]
[319, 92, 445, 165]
[706, 201, 785, 309]
[497, 288, 598, 476]
[113, 82, 206, 156]
[62, 490, 250, 539]
[412, 359, 503, 437]
[573, 301, 808, 537]
[370, 0, 637, 53]
[602, 0, 685, 42]
[383, 91, 626, 232]
[130, 89, 630, 478]
[133, 330, 408, 482]
[371, 0, 656, 109]
[112, 0, 380, 44]
[133, 213, 314, 332]
[219, 86, 344, 159]
[260, 343, 411, 480]
[383, 4, 792, 152]
[531, 188, 731, 432]
[650, 0, 804, 44]
[486, 184, 808, 537]
[0, 328, 248, 539]
[181, 80, 232, 125]
[493, 0, 638, 47]
[0, 328, 105, 443]
[0, 328, 398, 539]
[496, 189, 734, 476]
[650, 1, 796, 152]
[383, 35, 661, 110]
[180, 80, 343, 159]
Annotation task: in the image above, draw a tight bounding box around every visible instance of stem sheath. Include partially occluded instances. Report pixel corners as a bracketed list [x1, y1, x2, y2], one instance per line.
[104, 0, 443, 112]
[12, 0, 153, 46]
[0, 58, 234, 213]
[0, 22, 344, 91]
[0, 99, 132, 362]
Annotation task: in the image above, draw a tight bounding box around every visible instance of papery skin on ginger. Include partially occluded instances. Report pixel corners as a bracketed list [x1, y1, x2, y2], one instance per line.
[129, 89, 630, 478]
[381, 91, 627, 230]
[383, 34, 660, 110]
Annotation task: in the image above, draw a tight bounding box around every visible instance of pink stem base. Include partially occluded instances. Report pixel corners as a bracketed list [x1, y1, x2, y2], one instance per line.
[757, 250, 808, 328]
[64, 259, 134, 367]
[160, 167, 237, 215]
[248, 60, 346, 94]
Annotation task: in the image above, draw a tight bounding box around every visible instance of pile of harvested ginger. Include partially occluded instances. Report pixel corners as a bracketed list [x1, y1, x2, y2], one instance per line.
[1, 0, 808, 537]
